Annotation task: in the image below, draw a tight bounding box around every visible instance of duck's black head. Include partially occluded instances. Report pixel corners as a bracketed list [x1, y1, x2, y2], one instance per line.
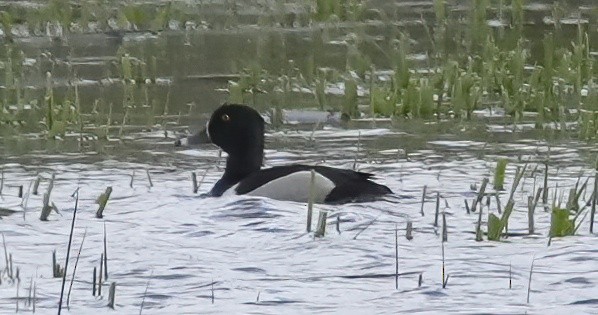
[175, 103, 265, 178]
[206, 103, 265, 157]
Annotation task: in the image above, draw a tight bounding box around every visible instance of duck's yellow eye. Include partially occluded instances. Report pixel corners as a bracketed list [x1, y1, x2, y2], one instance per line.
[221, 114, 230, 122]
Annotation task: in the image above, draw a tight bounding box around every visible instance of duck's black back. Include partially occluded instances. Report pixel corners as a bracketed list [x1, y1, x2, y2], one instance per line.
[236, 165, 392, 203]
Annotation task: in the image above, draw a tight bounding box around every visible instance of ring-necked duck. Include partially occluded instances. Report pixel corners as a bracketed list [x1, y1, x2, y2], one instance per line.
[175, 103, 392, 203]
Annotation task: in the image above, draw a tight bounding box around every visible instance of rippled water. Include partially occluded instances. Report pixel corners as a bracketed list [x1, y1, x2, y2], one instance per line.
[1, 128, 597, 314]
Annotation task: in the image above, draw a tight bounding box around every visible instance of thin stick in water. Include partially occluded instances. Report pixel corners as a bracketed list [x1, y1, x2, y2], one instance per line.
[103, 222, 108, 280]
[590, 158, 597, 233]
[191, 172, 198, 193]
[352, 215, 381, 240]
[98, 254, 103, 296]
[67, 228, 87, 307]
[395, 224, 399, 290]
[139, 271, 153, 315]
[92, 267, 97, 296]
[471, 178, 489, 212]
[527, 256, 535, 303]
[58, 188, 79, 315]
[314, 210, 328, 237]
[434, 192, 440, 227]
[306, 169, 316, 233]
[130, 170, 135, 188]
[509, 261, 512, 289]
[420, 185, 427, 216]
[211, 279, 214, 304]
[542, 162, 549, 207]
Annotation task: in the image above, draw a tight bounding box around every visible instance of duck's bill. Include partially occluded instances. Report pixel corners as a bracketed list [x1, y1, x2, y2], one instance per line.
[174, 127, 210, 146]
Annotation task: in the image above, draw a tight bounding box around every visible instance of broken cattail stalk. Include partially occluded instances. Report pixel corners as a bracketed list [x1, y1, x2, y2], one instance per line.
[442, 212, 447, 242]
[40, 193, 53, 221]
[441, 240, 448, 288]
[92, 267, 97, 296]
[527, 188, 542, 235]
[0, 169, 3, 195]
[314, 210, 328, 237]
[96, 187, 113, 218]
[306, 169, 316, 233]
[18, 185, 23, 198]
[471, 178, 489, 212]
[420, 185, 427, 216]
[191, 172, 198, 193]
[418, 273, 423, 287]
[406, 221, 413, 240]
[146, 170, 153, 187]
[434, 192, 440, 227]
[336, 215, 341, 234]
[32, 176, 40, 195]
[527, 196, 535, 235]
[108, 282, 116, 309]
[8, 253, 13, 279]
[475, 197, 484, 241]
[58, 189, 80, 315]
[464, 199, 470, 214]
[52, 250, 63, 278]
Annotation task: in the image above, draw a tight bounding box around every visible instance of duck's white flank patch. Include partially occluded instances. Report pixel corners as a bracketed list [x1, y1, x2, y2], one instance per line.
[178, 137, 189, 146]
[243, 171, 335, 203]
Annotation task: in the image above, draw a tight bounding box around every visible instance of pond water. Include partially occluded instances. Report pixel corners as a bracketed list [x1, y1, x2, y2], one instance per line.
[1, 127, 597, 314]
[1, 0, 598, 314]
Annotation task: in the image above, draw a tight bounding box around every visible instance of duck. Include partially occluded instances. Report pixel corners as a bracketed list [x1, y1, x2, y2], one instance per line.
[175, 103, 392, 203]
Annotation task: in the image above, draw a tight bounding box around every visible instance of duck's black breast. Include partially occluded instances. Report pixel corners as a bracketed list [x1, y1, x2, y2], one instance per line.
[234, 165, 392, 203]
